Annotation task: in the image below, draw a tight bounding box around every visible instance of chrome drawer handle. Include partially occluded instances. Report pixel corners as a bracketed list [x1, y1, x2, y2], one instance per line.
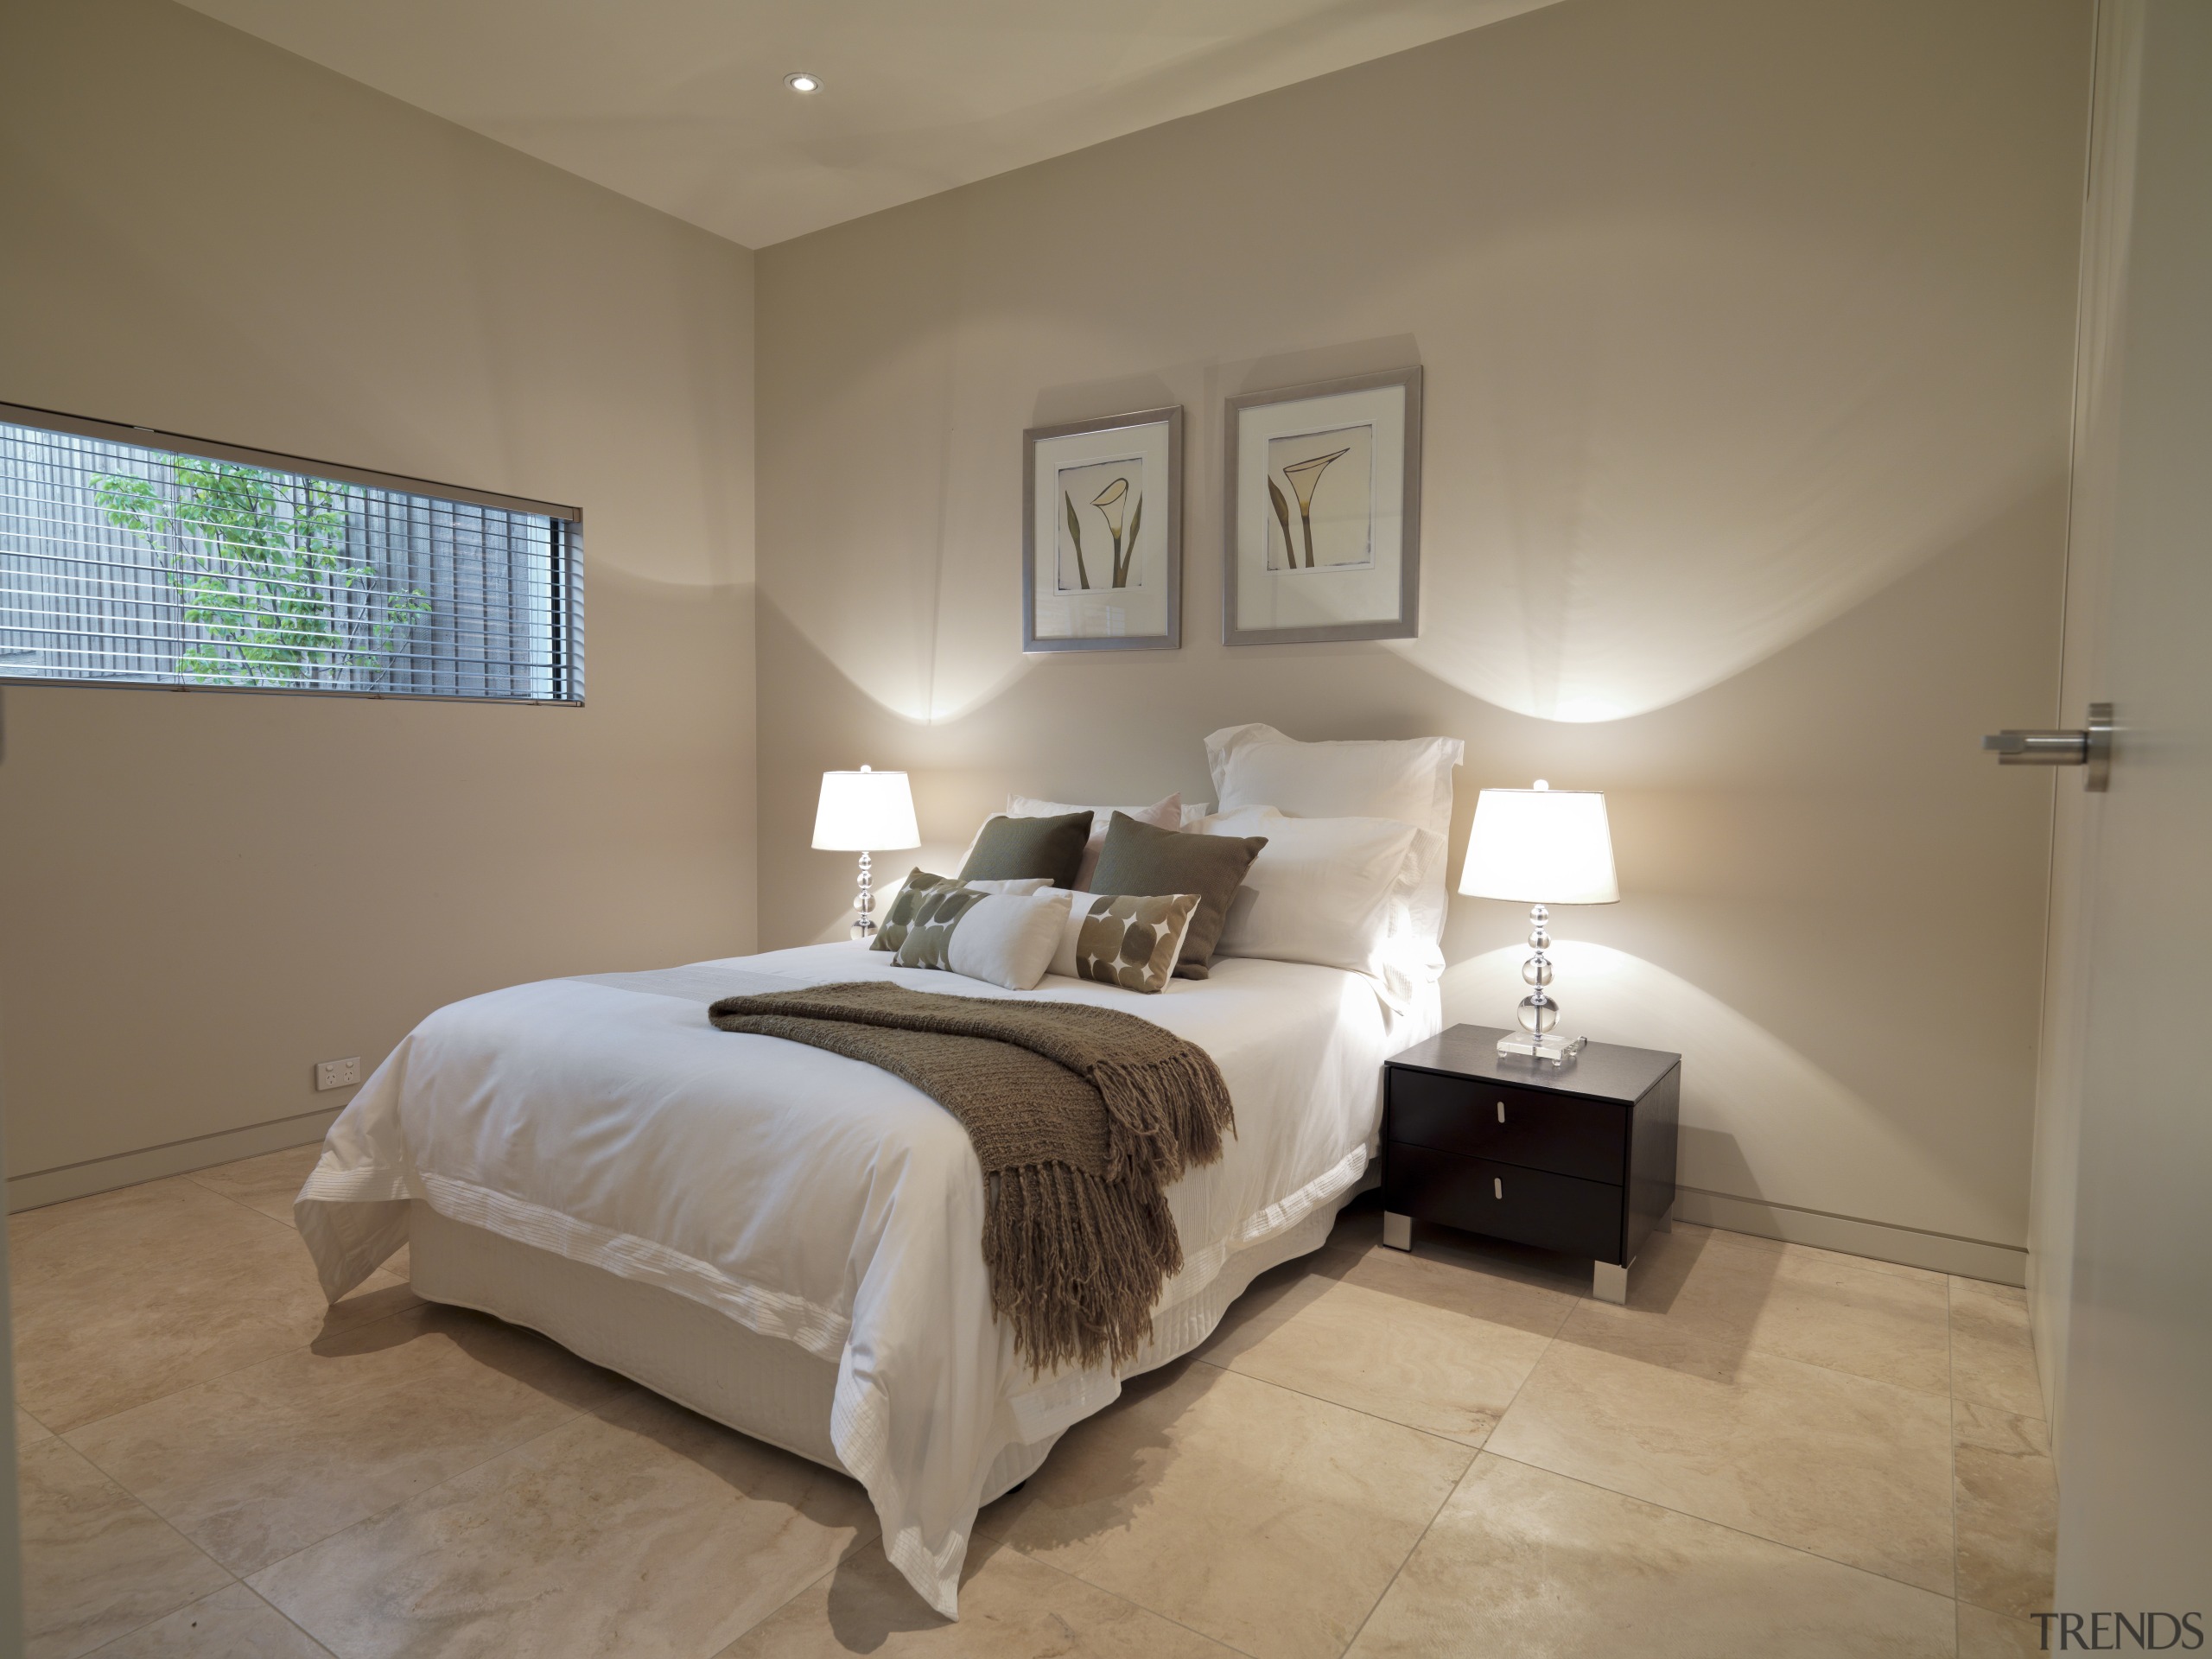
[1494, 1177, 1503, 1199]
[1497, 1101, 1506, 1123]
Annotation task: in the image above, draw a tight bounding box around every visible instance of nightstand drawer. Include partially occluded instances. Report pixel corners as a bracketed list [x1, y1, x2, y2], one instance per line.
[1383, 1142, 1624, 1262]
[1388, 1068, 1628, 1184]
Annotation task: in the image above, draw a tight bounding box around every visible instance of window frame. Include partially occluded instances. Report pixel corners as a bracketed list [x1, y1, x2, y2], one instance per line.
[0, 401, 585, 707]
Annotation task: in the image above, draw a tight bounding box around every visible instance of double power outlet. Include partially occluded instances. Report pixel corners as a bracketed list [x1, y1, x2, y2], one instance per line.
[315, 1056, 363, 1092]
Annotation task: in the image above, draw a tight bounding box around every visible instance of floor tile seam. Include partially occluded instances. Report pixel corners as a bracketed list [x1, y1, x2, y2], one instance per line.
[1170, 1356, 1484, 1657]
[254, 1584, 343, 1659]
[209, 1386, 623, 1586]
[704, 1521, 888, 1657]
[1555, 1293, 1971, 1411]
[48, 1285, 439, 1447]
[79, 1585, 340, 1659]
[39, 1468, 243, 1656]
[1473, 1446, 1963, 1605]
[22, 1435, 239, 1582]
[1459, 1302, 1560, 1466]
[1184, 1355, 1492, 1456]
[1008, 1542, 1270, 1659]
[1000, 1478, 1424, 1659]
[1298, 1259, 1590, 1345]
[1956, 1587, 2045, 1624]
[1333, 1433, 1484, 1657]
[1697, 1226, 1954, 1292]
[1318, 1242, 1593, 1314]
[990, 1361, 1470, 1657]
[1948, 1382, 2049, 1424]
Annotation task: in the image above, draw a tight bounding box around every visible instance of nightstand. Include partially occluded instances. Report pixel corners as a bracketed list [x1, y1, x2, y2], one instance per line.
[1382, 1024, 1680, 1302]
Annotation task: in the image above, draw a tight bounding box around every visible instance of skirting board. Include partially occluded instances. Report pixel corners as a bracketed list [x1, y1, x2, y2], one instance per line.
[1675, 1185, 2027, 1287]
[5, 1108, 340, 1213]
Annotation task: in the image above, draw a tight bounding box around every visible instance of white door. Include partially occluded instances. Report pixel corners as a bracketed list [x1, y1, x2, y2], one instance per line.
[2029, 0, 2212, 1613]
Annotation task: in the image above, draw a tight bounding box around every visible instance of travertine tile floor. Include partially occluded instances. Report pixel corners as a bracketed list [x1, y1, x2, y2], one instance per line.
[10, 1144, 2056, 1658]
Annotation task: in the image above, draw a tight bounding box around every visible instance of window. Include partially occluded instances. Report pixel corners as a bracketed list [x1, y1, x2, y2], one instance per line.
[0, 404, 582, 702]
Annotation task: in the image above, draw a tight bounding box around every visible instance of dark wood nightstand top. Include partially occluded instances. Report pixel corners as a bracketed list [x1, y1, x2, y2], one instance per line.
[1386, 1024, 1680, 1105]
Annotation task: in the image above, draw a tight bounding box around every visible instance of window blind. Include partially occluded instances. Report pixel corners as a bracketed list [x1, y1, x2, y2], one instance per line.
[0, 405, 582, 702]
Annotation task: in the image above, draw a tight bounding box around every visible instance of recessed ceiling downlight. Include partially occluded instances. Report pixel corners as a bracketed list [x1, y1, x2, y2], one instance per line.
[784, 72, 823, 93]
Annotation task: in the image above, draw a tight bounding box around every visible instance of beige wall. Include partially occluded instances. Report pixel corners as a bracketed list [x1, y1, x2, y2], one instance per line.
[0, 0, 757, 1204]
[757, 0, 2089, 1273]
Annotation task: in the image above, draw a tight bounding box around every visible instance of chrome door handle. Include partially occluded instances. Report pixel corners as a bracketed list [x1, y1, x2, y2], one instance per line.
[1982, 702, 2111, 791]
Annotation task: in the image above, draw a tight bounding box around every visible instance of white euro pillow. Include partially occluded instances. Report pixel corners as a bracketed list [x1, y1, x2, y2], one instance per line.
[1196, 807, 1421, 1001]
[1203, 724, 1462, 841]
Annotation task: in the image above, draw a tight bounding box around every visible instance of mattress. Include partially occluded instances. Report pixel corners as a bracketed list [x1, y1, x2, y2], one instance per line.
[297, 943, 1436, 1615]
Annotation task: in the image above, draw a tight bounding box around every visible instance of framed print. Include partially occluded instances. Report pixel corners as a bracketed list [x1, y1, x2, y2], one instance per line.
[1023, 405, 1182, 652]
[1224, 366, 1422, 645]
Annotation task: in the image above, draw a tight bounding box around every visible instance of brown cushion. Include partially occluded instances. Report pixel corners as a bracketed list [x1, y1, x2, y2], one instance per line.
[958, 810, 1092, 888]
[1088, 811, 1267, 978]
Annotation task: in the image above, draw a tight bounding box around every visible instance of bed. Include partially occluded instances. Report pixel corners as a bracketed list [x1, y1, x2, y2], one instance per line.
[296, 723, 1464, 1618]
[296, 943, 1438, 1616]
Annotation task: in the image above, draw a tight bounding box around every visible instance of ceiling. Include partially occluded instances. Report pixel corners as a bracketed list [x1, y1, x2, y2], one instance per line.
[177, 0, 1560, 249]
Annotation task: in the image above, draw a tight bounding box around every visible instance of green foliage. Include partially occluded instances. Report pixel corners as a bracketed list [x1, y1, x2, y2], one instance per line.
[1267, 478, 1294, 569]
[1063, 489, 1090, 589]
[92, 458, 426, 687]
[1114, 494, 1142, 588]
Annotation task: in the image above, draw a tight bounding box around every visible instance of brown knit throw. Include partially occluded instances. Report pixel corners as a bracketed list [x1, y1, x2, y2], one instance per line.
[706, 981, 1235, 1372]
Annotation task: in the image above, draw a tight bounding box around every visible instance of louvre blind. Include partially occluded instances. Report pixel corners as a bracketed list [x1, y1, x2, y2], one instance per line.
[0, 405, 582, 702]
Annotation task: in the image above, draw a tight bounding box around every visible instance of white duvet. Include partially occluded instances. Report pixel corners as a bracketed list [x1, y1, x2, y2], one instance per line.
[296, 942, 1434, 1616]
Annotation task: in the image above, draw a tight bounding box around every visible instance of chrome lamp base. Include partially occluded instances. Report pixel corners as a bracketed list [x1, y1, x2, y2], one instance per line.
[1496, 1030, 1586, 1068]
[1499, 902, 1583, 1069]
[849, 850, 878, 944]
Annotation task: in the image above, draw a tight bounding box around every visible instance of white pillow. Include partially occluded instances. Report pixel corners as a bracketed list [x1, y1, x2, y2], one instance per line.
[1203, 724, 1462, 841]
[1196, 807, 1422, 1002]
[1007, 792, 1181, 890]
[893, 886, 1074, 989]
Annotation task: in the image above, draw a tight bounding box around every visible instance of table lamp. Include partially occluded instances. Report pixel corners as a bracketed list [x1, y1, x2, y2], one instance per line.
[813, 766, 920, 942]
[1459, 779, 1619, 1066]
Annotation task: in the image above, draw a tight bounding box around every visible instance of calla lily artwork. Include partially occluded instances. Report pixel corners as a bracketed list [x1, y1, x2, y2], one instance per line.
[1022, 404, 1182, 652]
[1224, 365, 1421, 645]
[1262, 427, 1371, 572]
[1055, 465, 1144, 592]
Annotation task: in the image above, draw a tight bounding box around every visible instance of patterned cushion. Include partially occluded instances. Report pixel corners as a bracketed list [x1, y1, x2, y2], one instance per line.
[891, 885, 988, 969]
[1053, 893, 1202, 995]
[871, 868, 954, 952]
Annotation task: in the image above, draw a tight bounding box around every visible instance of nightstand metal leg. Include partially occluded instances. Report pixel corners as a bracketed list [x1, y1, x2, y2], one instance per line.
[1382, 1211, 1413, 1251]
[1592, 1260, 1629, 1304]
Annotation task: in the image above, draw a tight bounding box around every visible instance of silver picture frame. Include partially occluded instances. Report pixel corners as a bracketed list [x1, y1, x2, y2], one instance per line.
[1223, 366, 1422, 646]
[1022, 405, 1183, 652]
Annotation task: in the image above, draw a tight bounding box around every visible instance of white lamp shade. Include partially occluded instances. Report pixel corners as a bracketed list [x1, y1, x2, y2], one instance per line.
[1459, 784, 1619, 905]
[812, 767, 920, 852]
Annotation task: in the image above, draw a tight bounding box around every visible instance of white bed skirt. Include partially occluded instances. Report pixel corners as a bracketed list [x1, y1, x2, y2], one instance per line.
[407, 1187, 1352, 1500]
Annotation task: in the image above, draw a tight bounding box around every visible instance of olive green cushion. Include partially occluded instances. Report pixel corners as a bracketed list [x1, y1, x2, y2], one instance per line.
[1088, 811, 1267, 979]
[958, 810, 1093, 888]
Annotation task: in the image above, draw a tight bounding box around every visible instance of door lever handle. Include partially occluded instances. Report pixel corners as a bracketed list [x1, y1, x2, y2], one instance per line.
[1981, 702, 2111, 791]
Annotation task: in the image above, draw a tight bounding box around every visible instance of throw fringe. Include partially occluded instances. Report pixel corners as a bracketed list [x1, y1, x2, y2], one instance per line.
[986, 1161, 1185, 1373]
[709, 981, 1236, 1375]
[1092, 1050, 1234, 1187]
